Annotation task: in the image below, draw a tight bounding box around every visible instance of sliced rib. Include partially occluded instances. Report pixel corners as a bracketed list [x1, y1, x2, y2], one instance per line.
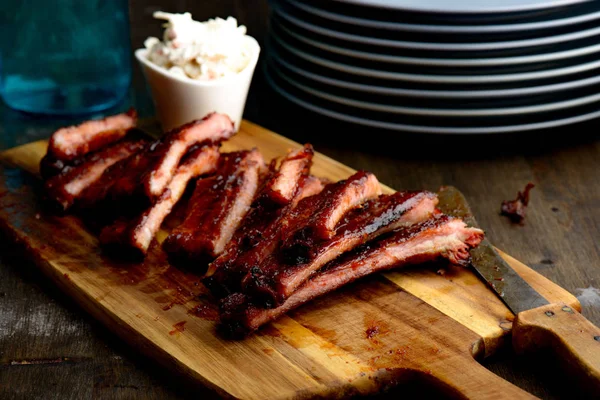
[76, 141, 150, 212]
[204, 174, 325, 297]
[98, 145, 220, 257]
[163, 149, 265, 264]
[109, 113, 235, 202]
[261, 144, 313, 206]
[48, 109, 137, 161]
[299, 171, 381, 241]
[44, 135, 148, 212]
[241, 191, 438, 306]
[206, 147, 316, 281]
[220, 215, 484, 336]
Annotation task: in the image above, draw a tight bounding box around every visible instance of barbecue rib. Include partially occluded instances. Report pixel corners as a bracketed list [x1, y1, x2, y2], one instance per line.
[76, 142, 150, 212]
[204, 174, 325, 297]
[241, 191, 438, 306]
[40, 154, 81, 180]
[110, 113, 235, 202]
[205, 146, 315, 279]
[44, 135, 148, 212]
[99, 145, 220, 257]
[163, 149, 265, 264]
[204, 171, 380, 298]
[261, 144, 313, 206]
[220, 215, 484, 336]
[299, 171, 381, 241]
[47, 109, 137, 161]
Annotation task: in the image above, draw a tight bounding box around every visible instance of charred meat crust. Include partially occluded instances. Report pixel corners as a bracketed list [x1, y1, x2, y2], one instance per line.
[241, 191, 439, 307]
[40, 154, 82, 180]
[219, 215, 484, 336]
[43, 136, 148, 212]
[48, 109, 137, 161]
[163, 149, 265, 265]
[203, 174, 325, 298]
[98, 145, 220, 257]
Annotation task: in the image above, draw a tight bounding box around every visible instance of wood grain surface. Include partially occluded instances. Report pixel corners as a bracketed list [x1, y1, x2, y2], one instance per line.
[0, 123, 579, 399]
[512, 303, 600, 393]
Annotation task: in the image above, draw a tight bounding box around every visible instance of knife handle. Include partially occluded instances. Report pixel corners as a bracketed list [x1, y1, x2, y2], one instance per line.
[513, 302, 600, 392]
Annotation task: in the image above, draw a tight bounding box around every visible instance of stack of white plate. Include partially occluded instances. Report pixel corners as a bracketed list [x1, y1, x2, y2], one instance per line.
[264, 0, 600, 134]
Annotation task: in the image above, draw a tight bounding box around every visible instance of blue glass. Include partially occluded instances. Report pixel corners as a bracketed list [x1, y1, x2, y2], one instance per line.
[0, 0, 132, 115]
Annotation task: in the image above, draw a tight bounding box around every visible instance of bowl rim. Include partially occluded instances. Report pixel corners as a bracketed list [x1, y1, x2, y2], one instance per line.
[135, 35, 261, 87]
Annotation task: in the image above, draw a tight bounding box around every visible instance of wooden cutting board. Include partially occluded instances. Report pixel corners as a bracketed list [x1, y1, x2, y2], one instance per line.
[0, 120, 579, 399]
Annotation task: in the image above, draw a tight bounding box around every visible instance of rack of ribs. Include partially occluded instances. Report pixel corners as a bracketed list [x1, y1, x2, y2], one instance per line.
[163, 149, 266, 265]
[219, 215, 485, 336]
[203, 171, 381, 298]
[109, 113, 235, 202]
[43, 134, 148, 212]
[203, 146, 321, 297]
[241, 190, 439, 307]
[98, 145, 220, 257]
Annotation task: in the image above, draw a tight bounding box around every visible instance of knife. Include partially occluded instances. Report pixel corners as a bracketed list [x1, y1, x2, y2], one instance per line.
[437, 186, 600, 393]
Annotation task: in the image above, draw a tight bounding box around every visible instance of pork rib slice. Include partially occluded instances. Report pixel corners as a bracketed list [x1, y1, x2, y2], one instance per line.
[241, 191, 438, 306]
[205, 146, 316, 282]
[47, 109, 137, 161]
[98, 145, 220, 257]
[203, 174, 324, 297]
[44, 135, 148, 212]
[163, 149, 265, 264]
[220, 215, 485, 336]
[299, 171, 381, 241]
[261, 144, 313, 206]
[110, 113, 235, 201]
[76, 141, 150, 212]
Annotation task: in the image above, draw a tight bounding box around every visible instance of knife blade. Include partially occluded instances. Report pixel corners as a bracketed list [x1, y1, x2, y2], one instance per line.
[437, 185, 600, 393]
[436, 186, 548, 315]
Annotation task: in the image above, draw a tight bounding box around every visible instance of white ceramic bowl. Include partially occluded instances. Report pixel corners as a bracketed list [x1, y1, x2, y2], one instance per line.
[135, 36, 260, 131]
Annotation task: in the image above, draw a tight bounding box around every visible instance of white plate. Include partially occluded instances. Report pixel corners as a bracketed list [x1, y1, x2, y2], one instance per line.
[275, 18, 600, 67]
[274, 3, 600, 51]
[284, 0, 600, 33]
[271, 51, 600, 99]
[270, 59, 600, 117]
[265, 65, 600, 134]
[271, 30, 600, 83]
[332, 0, 587, 14]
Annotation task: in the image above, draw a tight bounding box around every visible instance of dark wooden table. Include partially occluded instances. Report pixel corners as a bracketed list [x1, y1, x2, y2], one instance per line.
[1, 1, 599, 399]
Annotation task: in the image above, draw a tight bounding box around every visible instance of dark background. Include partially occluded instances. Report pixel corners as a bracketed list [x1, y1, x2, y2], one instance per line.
[0, 1, 599, 399]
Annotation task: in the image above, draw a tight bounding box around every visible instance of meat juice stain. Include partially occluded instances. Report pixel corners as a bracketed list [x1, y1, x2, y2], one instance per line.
[169, 321, 187, 335]
[155, 264, 209, 311]
[188, 304, 219, 321]
[366, 326, 379, 339]
[262, 348, 274, 356]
